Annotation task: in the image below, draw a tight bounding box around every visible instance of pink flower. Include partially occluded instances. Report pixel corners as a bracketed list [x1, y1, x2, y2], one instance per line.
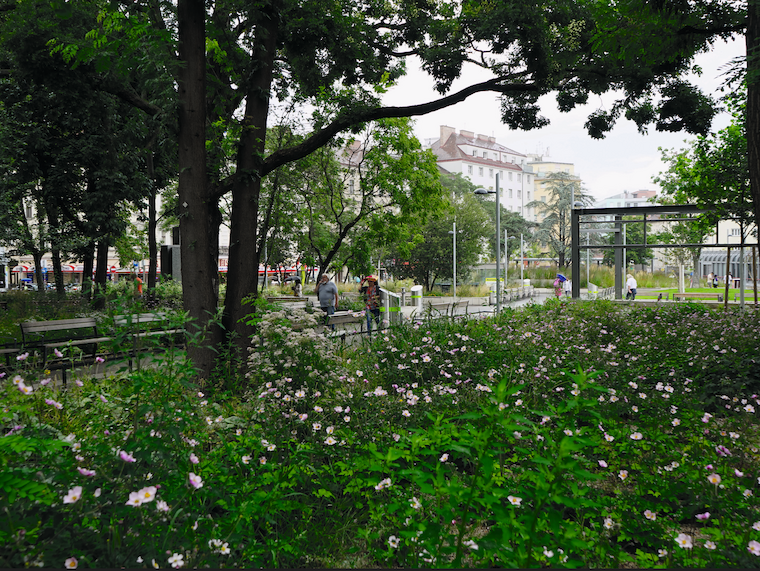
[54, 348, 64, 358]
[188, 472, 203, 489]
[189, 453, 199, 464]
[119, 450, 136, 462]
[696, 512, 710, 520]
[749, 540, 760, 556]
[65, 557, 78, 569]
[707, 473, 721, 485]
[598, 460, 608, 468]
[95, 356, 105, 363]
[715, 445, 731, 457]
[77, 467, 96, 477]
[99, 395, 108, 403]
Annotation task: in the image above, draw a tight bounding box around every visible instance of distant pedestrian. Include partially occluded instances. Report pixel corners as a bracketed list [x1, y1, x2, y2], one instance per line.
[713, 275, 719, 288]
[315, 274, 339, 329]
[553, 277, 562, 298]
[707, 272, 714, 287]
[625, 273, 638, 300]
[134, 274, 143, 298]
[360, 275, 381, 334]
[563, 278, 572, 298]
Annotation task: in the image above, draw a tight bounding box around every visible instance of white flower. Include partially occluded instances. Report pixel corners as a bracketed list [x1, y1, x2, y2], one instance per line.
[630, 432, 643, 441]
[440, 453, 449, 463]
[508, 495, 522, 507]
[242, 455, 251, 464]
[63, 486, 83, 504]
[324, 436, 337, 445]
[675, 533, 693, 549]
[644, 510, 656, 521]
[64, 557, 78, 569]
[375, 478, 392, 491]
[388, 535, 400, 548]
[168, 553, 184, 568]
[409, 496, 422, 510]
[604, 517, 614, 529]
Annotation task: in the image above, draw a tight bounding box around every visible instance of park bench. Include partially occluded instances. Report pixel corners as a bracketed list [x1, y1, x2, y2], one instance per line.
[428, 301, 452, 319]
[19, 318, 112, 379]
[0, 335, 20, 368]
[266, 296, 310, 310]
[322, 311, 366, 341]
[113, 312, 186, 370]
[451, 300, 470, 318]
[672, 292, 723, 302]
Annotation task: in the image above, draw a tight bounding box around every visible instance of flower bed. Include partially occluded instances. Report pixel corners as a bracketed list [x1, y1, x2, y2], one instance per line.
[2, 301, 760, 568]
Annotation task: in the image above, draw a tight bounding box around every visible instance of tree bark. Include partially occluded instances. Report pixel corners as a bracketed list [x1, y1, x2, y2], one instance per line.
[177, 0, 222, 379]
[92, 239, 109, 310]
[147, 150, 158, 294]
[222, 4, 281, 358]
[747, 1, 760, 235]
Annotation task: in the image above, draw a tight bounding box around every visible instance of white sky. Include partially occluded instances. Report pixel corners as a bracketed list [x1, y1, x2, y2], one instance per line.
[382, 38, 745, 202]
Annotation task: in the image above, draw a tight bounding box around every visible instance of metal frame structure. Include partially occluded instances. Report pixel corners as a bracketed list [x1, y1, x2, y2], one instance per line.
[568, 204, 736, 299]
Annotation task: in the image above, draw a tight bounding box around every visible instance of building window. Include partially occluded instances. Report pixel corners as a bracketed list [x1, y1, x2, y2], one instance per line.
[478, 167, 484, 176]
[349, 180, 355, 194]
[499, 170, 504, 179]
[518, 206, 522, 214]
[541, 196, 546, 202]
[517, 189, 522, 198]
[472, 150, 476, 156]
[468, 165, 473, 175]
[509, 189, 513, 198]
[526, 191, 530, 201]
[25, 203, 33, 219]
[517, 174, 521, 182]
[730, 228, 740, 236]
[493, 153, 497, 160]
[489, 168, 493, 178]
[527, 175, 531, 184]
[509, 172, 513, 181]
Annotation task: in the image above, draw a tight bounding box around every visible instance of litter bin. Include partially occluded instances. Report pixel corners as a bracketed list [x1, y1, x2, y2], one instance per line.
[410, 285, 423, 309]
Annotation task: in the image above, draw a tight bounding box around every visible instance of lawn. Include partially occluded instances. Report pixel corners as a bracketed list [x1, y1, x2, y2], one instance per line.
[2, 299, 760, 568]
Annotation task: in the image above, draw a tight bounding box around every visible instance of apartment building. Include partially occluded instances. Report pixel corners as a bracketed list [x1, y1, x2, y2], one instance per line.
[424, 126, 535, 220]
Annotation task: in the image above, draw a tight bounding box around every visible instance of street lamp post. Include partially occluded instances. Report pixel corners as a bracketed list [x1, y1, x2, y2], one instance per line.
[504, 233, 516, 286]
[448, 222, 457, 302]
[475, 174, 501, 314]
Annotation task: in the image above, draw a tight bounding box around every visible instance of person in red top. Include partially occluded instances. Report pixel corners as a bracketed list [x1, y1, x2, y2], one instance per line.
[360, 275, 381, 334]
[134, 275, 143, 297]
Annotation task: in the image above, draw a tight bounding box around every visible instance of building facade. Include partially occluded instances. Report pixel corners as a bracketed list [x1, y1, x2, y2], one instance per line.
[424, 126, 535, 220]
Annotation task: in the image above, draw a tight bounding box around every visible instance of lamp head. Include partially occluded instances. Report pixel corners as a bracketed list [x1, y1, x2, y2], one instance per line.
[474, 188, 491, 195]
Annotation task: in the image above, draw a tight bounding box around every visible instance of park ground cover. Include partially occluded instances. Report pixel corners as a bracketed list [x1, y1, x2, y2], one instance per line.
[2, 300, 760, 568]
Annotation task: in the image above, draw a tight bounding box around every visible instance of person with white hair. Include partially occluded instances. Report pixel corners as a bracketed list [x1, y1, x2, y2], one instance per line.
[625, 273, 638, 300]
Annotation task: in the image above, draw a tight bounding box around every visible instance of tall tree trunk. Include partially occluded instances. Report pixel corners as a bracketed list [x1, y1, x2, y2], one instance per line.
[147, 151, 158, 293]
[747, 1, 760, 235]
[177, 0, 222, 379]
[223, 4, 281, 358]
[92, 239, 109, 310]
[44, 199, 65, 295]
[82, 241, 95, 300]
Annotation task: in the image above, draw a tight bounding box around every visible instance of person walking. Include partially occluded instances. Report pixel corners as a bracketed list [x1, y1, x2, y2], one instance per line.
[626, 273, 638, 300]
[360, 275, 381, 334]
[315, 274, 339, 329]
